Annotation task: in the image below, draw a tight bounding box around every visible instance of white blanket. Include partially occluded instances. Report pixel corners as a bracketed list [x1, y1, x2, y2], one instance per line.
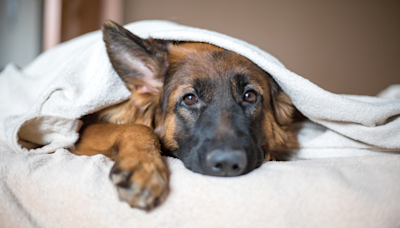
[1, 20, 400, 227]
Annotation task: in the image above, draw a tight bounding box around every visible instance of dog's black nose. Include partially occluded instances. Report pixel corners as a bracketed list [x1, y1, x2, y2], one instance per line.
[206, 149, 247, 176]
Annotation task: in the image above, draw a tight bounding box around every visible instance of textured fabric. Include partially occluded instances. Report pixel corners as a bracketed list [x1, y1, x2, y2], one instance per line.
[0, 143, 399, 228]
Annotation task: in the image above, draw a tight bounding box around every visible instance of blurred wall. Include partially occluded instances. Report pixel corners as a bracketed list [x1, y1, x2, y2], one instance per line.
[0, 0, 124, 69]
[0, 0, 42, 70]
[61, 0, 102, 42]
[124, 0, 400, 96]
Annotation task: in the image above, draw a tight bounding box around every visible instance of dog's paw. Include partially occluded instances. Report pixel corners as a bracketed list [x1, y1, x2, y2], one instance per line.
[110, 156, 169, 211]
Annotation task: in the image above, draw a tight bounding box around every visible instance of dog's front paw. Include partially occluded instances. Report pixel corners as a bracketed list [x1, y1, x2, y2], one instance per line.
[110, 156, 169, 211]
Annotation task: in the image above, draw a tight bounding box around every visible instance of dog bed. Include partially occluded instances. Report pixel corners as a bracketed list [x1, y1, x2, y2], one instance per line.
[1, 20, 399, 228]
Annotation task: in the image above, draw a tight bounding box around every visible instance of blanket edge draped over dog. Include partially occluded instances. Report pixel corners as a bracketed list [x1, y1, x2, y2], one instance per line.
[0, 20, 399, 155]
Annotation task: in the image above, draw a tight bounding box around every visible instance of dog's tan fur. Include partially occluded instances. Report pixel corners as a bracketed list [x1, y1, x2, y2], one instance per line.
[73, 21, 297, 211]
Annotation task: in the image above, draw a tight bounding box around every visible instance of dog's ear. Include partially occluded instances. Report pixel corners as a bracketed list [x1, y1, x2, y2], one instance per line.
[263, 80, 297, 161]
[270, 81, 294, 126]
[102, 20, 169, 94]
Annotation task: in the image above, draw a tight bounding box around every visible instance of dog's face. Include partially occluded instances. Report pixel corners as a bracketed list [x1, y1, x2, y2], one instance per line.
[100, 21, 296, 177]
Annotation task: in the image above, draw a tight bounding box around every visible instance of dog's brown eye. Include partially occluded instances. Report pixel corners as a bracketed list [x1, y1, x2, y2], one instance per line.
[183, 94, 197, 105]
[243, 91, 257, 103]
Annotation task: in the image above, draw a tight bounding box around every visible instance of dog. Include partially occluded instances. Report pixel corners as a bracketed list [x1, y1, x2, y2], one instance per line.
[73, 21, 297, 211]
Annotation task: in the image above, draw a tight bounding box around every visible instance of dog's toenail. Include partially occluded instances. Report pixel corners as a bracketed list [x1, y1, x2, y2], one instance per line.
[122, 172, 131, 180]
[116, 182, 131, 189]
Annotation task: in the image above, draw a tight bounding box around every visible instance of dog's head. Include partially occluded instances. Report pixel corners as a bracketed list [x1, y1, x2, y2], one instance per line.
[100, 21, 296, 177]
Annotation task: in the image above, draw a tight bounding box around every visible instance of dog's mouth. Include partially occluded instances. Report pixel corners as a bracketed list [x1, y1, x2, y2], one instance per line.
[167, 135, 265, 177]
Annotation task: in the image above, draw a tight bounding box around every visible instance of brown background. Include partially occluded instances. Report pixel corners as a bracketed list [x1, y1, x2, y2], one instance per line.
[122, 0, 400, 96]
[61, 0, 102, 42]
[2, 0, 398, 96]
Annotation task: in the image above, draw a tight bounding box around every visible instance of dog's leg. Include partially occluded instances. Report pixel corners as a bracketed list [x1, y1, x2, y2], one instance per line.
[74, 123, 168, 211]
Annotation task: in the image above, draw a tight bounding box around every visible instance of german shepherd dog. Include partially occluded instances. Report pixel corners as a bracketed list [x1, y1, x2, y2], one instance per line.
[73, 21, 297, 211]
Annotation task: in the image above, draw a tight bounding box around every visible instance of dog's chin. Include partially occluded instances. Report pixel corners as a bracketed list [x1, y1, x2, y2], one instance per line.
[184, 162, 259, 177]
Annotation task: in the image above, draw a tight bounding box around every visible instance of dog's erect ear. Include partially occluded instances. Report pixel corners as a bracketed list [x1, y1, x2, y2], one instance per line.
[102, 20, 169, 93]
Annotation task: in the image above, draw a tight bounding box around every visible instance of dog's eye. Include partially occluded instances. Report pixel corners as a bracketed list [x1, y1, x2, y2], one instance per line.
[243, 91, 257, 103]
[183, 94, 197, 105]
